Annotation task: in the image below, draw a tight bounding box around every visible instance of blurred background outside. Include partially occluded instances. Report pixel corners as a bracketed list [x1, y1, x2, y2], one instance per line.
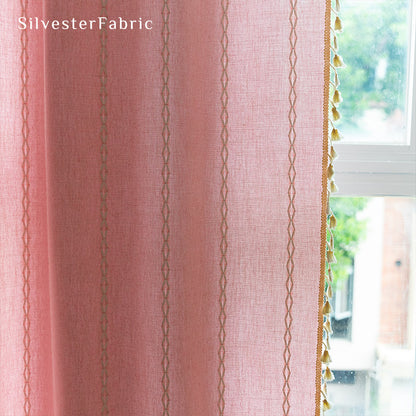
[329, 1, 415, 414]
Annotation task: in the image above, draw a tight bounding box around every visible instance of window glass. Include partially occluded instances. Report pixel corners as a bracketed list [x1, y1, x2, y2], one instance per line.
[339, 0, 412, 145]
[330, 197, 416, 416]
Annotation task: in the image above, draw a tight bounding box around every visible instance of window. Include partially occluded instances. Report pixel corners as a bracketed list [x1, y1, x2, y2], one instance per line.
[330, 0, 416, 415]
[335, 0, 416, 197]
[330, 197, 415, 416]
[331, 262, 353, 339]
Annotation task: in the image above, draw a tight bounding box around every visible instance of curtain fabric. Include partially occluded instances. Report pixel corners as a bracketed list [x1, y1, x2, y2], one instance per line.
[0, 0, 331, 414]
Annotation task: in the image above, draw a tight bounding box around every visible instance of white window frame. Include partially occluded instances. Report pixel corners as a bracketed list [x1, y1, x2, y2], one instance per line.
[332, 3, 416, 412]
[335, 0, 416, 197]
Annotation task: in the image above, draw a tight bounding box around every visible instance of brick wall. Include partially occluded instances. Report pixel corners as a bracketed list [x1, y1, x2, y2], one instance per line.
[378, 198, 413, 346]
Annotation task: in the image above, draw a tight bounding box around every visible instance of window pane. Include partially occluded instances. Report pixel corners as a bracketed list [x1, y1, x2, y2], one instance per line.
[339, 0, 412, 145]
[330, 197, 416, 415]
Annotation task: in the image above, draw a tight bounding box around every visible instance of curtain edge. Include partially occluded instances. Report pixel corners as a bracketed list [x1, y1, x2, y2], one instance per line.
[314, 0, 332, 414]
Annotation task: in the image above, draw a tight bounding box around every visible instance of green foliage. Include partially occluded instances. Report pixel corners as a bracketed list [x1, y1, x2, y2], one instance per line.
[338, 0, 409, 123]
[330, 197, 369, 288]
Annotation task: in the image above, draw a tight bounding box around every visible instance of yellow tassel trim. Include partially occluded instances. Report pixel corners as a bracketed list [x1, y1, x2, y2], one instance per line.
[326, 333, 331, 350]
[333, 89, 342, 104]
[322, 300, 332, 315]
[331, 128, 341, 141]
[333, 54, 345, 68]
[334, 72, 340, 87]
[329, 214, 337, 228]
[322, 1, 346, 412]
[331, 107, 341, 121]
[328, 267, 333, 282]
[324, 366, 335, 382]
[321, 349, 332, 364]
[324, 319, 333, 335]
[326, 284, 333, 299]
[330, 146, 338, 161]
[323, 399, 332, 411]
[333, 35, 338, 51]
[328, 164, 335, 179]
[327, 250, 337, 264]
[334, 16, 343, 32]
[335, 0, 340, 12]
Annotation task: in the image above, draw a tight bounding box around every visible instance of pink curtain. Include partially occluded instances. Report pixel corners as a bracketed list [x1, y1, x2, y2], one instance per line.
[0, 0, 331, 414]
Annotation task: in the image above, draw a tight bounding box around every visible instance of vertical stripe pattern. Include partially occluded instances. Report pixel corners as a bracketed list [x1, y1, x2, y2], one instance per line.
[99, 0, 109, 413]
[21, 0, 31, 414]
[218, 0, 229, 414]
[161, 0, 171, 414]
[283, 1, 298, 415]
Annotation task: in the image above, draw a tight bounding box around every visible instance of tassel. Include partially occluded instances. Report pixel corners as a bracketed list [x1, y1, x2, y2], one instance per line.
[328, 267, 333, 282]
[328, 235, 334, 251]
[324, 319, 333, 335]
[322, 300, 332, 315]
[329, 214, 337, 229]
[331, 128, 341, 141]
[334, 72, 340, 87]
[323, 398, 332, 411]
[321, 3, 344, 408]
[333, 54, 345, 68]
[327, 250, 337, 264]
[326, 333, 331, 350]
[328, 164, 334, 179]
[322, 382, 328, 395]
[321, 349, 332, 364]
[330, 146, 338, 161]
[326, 283, 333, 299]
[333, 89, 342, 104]
[323, 366, 335, 382]
[335, 0, 340, 12]
[334, 16, 343, 32]
[331, 107, 341, 121]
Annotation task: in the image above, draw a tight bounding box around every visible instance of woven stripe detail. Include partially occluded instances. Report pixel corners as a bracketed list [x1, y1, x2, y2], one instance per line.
[21, 0, 31, 413]
[99, 0, 109, 413]
[218, 0, 229, 414]
[283, 1, 298, 414]
[161, 0, 171, 414]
